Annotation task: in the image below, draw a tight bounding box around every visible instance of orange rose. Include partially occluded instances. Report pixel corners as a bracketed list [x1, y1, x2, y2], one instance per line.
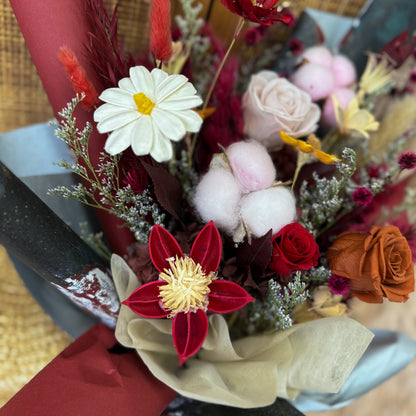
[327, 225, 414, 303]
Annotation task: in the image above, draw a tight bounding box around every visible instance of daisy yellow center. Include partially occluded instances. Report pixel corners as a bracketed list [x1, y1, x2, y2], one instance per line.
[159, 256, 214, 317]
[133, 92, 155, 115]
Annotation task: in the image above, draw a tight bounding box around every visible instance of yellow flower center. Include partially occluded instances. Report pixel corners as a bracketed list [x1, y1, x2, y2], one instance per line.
[133, 92, 155, 115]
[159, 256, 214, 317]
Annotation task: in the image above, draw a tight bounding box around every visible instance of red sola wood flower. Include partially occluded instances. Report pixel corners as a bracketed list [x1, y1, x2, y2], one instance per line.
[221, 0, 291, 26]
[123, 221, 254, 364]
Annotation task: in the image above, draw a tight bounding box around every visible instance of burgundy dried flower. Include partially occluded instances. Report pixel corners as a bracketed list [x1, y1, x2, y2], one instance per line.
[352, 187, 373, 206]
[221, 0, 291, 26]
[398, 151, 416, 170]
[409, 70, 416, 83]
[119, 150, 150, 194]
[328, 274, 350, 296]
[288, 38, 303, 55]
[281, 8, 296, 27]
[243, 27, 263, 45]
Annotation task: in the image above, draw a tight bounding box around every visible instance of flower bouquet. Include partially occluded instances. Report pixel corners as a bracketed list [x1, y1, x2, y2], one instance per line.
[2, 0, 416, 414]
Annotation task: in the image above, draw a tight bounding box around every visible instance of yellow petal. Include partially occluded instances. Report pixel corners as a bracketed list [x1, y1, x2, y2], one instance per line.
[280, 131, 299, 146]
[197, 107, 216, 119]
[297, 141, 315, 153]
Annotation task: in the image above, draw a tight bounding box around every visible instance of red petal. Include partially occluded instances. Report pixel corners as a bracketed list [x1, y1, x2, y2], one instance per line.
[172, 310, 208, 365]
[190, 221, 222, 274]
[208, 280, 255, 314]
[149, 225, 184, 272]
[122, 281, 169, 318]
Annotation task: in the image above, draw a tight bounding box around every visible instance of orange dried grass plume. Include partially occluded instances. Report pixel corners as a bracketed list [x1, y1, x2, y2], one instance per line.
[58, 46, 100, 111]
[149, 0, 172, 62]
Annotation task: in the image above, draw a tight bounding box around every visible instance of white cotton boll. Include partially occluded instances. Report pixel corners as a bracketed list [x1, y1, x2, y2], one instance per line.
[302, 46, 333, 68]
[193, 169, 241, 234]
[292, 63, 336, 101]
[226, 140, 276, 193]
[240, 187, 296, 238]
[331, 54, 356, 88]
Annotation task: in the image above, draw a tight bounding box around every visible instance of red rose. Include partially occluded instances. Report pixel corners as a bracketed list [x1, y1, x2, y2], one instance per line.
[220, 0, 291, 26]
[270, 223, 320, 275]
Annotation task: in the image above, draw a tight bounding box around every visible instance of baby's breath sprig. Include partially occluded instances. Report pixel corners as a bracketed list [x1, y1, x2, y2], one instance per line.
[48, 95, 165, 243]
[247, 274, 308, 334]
[298, 148, 357, 236]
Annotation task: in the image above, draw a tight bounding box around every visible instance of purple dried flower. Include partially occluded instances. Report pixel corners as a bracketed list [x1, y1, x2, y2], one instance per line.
[398, 151, 416, 170]
[352, 187, 373, 206]
[328, 275, 350, 295]
[410, 70, 416, 83]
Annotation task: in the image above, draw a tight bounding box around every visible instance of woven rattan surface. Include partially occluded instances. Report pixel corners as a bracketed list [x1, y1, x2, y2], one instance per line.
[0, 245, 72, 406]
[0, 0, 54, 133]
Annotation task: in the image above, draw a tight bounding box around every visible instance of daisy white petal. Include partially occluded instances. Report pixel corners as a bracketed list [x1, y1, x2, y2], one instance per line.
[151, 68, 169, 88]
[168, 81, 197, 97]
[174, 109, 203, 132]
[118, 77, 136, 94]
[99, 88, 136, 108]
[94, 103, 127, 122]
[156, 74, 188, 102]
[131, 117, 154, 156]
[158, 95, 203, 111]
[96, 110, 140, 133]
[104, 123, 134, 155]
[152, 108, 186, 141]
[150, 132, 173, 162]
[130, 66, 155, 99]
[94, 65, 202, 160]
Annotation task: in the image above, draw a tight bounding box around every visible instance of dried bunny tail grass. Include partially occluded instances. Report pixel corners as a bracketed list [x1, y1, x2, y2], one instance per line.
[149, 0, 172, 62]
[58, 46, 99, 110]
[370, 95, 416, 156]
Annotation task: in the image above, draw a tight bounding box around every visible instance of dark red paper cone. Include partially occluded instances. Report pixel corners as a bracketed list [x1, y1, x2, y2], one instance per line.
[9, 0, 135, 255]
[1, 325, 177, 416]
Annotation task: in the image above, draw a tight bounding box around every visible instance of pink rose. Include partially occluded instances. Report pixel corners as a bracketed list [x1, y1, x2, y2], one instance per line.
[242, 71, 320, 149]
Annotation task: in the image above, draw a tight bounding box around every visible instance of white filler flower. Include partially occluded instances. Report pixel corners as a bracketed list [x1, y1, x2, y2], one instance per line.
[94, 66, 203, 162]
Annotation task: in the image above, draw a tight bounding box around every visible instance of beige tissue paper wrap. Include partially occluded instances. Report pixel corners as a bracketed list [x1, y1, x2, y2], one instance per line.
[112, 254, 374, 408]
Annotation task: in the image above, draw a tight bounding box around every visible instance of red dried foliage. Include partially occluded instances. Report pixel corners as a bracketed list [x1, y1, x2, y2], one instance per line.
[85, 0, 137, 88]
[195, 26, 244, 172]
[58, 46, 99, 110]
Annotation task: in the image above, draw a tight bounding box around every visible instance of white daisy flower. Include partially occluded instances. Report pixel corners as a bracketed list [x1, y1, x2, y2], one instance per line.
[94, 66, 203, 162]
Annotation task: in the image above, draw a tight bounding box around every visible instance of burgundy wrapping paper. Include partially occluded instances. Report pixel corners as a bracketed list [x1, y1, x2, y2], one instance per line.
[1, 325, 177, 416]
[9, 0, 135, 255]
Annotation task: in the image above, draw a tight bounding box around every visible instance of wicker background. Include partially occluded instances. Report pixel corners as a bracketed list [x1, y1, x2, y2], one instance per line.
[0, 0, 368, 408]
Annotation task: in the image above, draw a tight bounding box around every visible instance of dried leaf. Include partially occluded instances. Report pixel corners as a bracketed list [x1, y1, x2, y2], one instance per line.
[236, 230, 273, 275]
[142, 161, 184, 223]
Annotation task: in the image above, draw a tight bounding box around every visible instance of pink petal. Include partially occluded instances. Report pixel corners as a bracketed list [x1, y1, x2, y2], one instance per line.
[190, 221, 222, 274]
[149, 225, 184, 272]
[122, 281, 169, 318]
[172, 309, 208, 365]
[208, 280, 255, 314]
